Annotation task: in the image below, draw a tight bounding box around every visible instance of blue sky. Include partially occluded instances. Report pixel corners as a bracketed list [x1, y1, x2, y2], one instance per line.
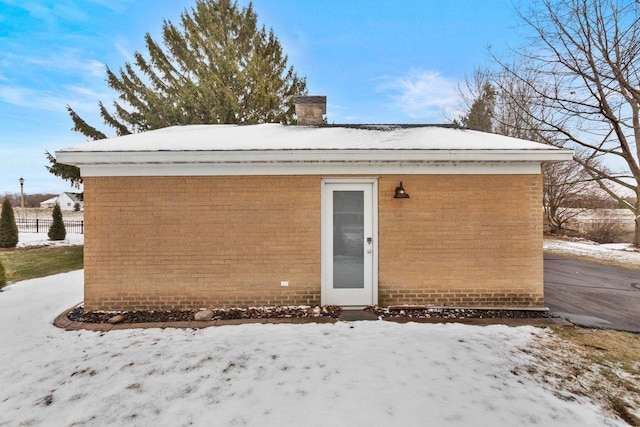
[0, 0, 524, 195]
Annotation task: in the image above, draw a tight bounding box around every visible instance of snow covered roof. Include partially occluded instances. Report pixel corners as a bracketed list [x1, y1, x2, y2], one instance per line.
[56, 123, 573, 177]
[59, 123, 570, 152]
[62, 192, 83, 202]
[39, 196, 57, 205]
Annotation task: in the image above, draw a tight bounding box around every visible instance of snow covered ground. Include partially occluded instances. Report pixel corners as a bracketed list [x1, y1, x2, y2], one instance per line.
[544, 237, 640, 267]
[16, 232, 84, 248]
[14, 207, 84, 222]
[0, 271, 625, 426]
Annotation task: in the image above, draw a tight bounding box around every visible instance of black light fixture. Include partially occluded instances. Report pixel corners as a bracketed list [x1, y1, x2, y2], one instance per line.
[394, 181, 410, 199]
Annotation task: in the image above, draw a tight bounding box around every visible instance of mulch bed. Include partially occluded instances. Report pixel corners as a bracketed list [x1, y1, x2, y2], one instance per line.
[68, 305, 343, 324]
[372, 306, 552, 319]
[68, 304, 551, 324]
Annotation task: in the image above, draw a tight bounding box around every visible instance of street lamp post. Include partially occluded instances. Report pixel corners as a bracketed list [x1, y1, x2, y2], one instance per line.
[19, 177, 24, 209]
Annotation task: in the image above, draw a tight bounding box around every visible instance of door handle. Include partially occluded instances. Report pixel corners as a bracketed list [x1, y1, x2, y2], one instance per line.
[367, 237, 372, 244]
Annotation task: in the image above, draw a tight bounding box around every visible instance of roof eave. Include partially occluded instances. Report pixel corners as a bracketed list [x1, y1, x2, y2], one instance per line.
[56, 148, 574, 167]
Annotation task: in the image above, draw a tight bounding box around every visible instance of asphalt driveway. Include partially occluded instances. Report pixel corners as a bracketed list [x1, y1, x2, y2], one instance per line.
[544, 254, 640, 333]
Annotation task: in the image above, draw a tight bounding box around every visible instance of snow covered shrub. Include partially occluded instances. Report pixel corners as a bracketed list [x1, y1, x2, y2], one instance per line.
[0, 197, 18, 248]
[48, 204, 66, 241]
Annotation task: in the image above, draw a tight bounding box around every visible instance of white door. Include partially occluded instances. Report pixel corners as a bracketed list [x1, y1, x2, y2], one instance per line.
[322, 179, 377, 307]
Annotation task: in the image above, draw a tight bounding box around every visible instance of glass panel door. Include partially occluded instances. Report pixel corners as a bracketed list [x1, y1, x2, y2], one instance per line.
[322, 180, 376, 307]
[333, 191, 364, 289]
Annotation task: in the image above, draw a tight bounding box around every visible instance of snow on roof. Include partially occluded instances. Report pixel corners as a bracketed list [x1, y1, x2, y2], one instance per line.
[56, 124, 573, 177]
[58, 123, 565, 152]
[39, 196, 57, 205]
[62, 192, 82, 202]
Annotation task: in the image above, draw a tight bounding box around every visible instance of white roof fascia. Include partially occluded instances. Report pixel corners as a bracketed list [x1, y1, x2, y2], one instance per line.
[56, 148, 572, 177]
[75, 161, 547, 177]
[56, 148, 572, 166]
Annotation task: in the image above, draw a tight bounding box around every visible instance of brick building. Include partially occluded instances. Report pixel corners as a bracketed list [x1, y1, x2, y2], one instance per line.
[56, 97, 572, 311]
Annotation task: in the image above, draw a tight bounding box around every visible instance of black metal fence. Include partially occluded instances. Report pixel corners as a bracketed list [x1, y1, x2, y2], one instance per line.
[16, 219, 84, 234]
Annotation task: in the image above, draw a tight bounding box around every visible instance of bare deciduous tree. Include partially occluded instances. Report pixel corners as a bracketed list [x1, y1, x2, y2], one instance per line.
[543, 152, 606, 233]
[458, 69, 577, 232]
[456, 68, 618, 236]
[494, 0, 640, 245]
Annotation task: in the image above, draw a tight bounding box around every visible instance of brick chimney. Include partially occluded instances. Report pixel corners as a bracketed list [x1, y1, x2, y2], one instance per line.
[293, 95, 326, 125]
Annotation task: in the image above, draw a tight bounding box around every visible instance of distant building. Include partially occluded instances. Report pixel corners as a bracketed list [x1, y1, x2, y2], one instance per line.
[39, 196, 58, 209]
[40, 193, 83, 211]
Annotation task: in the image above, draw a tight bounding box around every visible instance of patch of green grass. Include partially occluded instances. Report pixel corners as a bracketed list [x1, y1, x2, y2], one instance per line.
[0, 245, 83, 283]
[550, 327, 640, 425]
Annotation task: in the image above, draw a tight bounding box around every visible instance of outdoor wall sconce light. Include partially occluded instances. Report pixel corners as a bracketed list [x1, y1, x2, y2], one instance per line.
[394, 181, 410, 199]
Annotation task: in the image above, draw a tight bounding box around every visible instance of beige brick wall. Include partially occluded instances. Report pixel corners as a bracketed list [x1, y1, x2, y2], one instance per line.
[83, 176, 322, 310]
[378, 175, 543, 307]
[83, 174, 543, 310]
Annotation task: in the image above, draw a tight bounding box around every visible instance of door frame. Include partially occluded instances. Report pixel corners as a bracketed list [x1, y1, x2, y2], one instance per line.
[321, 178, 378, 307]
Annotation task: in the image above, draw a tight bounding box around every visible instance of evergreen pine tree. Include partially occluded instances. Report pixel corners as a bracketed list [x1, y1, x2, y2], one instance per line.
[0, 197, 19, 248]
[48, 204, 66, 241]
[48, 0, 307, 186]
[459, 82, 496, 133]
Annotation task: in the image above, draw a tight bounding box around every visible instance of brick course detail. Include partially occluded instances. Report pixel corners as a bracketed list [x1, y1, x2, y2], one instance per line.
[83, 174, 543, 310]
